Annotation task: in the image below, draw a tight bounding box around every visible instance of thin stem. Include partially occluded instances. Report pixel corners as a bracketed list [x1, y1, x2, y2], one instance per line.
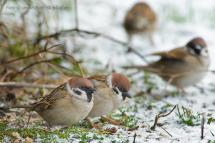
[0, 82, 57, 89]
[11, 58, 58, 79]
[1, 43, 62, 65]
[74, 0, 79, 29]
[77, 63, 84, 77]
[151, 105, 177, 130]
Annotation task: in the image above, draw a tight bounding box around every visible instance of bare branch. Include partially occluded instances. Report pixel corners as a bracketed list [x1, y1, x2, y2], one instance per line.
[10, 58, 58, 79]
[0, 43, 62, 65]
[127, 47, 149, 63]
[74, 0, 79, 29]
[151, 105, 176, 130]
[160, 126, 172, 137]
[0, 82, 57, 89]
[34, 28, 127, 47]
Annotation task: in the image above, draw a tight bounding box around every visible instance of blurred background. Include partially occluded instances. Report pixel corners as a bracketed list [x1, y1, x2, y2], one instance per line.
[1, 0, 215, 91]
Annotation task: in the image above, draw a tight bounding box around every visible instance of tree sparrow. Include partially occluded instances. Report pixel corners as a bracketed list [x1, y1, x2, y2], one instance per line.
[15, 77, 95, 126]
[123, 1, 157, 45]
[123, 37, 210, 89]
[87, 73, 131, 125]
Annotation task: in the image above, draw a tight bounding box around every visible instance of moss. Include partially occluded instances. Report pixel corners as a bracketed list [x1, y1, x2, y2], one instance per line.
[176, 106, 201, 126]
[207, 117, 215, 125]
[0, 122, 108, 142]
[111, 108, 138, 129]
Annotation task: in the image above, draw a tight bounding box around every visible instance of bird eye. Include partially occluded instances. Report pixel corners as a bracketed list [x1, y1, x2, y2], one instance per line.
[80, 87, 95, 96]
[73, 89, 82, 95]
[113, 87, 119, 94]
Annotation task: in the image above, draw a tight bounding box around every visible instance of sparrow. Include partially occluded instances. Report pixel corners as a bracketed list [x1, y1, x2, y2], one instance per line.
[123, 37, 210, 89]
[14, 77, 95, 126]
[87, 73, 131, 126]
[123, 1, 157, 45]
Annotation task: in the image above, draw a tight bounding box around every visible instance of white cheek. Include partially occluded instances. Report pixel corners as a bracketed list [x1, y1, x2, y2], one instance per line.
[115, 88, 123, 101]
[66, 83, 88, 102]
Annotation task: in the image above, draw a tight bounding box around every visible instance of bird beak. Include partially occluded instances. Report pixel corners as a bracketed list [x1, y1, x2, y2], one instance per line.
[122, 92, 131, 100]
[87, 94, 93, 102]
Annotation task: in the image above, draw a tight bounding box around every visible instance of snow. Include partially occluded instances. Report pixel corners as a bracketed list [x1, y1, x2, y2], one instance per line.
[2, 0, 215, 142]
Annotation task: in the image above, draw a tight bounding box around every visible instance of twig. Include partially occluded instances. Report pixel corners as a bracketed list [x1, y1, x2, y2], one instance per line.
[201, 113, 205, 140]
[0, 43, 62, 65]
[47, 51, 78, 64]
[47, 50, 84, 76]
[151, 105, 177, 130]
[34, 28, 127, 47]
[160, 126, 172, 137]
[11, 58, 58, 79]
[77, 63, 84, 77]
[127, 47, 149, 63]
[133, 133, 137, 143]
[74, 0, 79, 29]
[0, 82, 57, 89]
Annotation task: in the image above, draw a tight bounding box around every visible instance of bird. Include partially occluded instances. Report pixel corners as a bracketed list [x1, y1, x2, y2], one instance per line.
[123, 1, 157, 45]
[123, 37, 210, 90]
[13, 77, 95, 127]
[87, 72, 131, 127]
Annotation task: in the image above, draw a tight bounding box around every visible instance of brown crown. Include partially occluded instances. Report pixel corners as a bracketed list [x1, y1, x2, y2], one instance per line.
[111, 73, 130, 92]
[68, 77, 94, 88]
[186, 37, 207, 48]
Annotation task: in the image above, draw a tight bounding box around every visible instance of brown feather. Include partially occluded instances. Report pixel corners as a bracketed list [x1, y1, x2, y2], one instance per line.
[124, 2, 157, 35]
[150, 47, 189, 60]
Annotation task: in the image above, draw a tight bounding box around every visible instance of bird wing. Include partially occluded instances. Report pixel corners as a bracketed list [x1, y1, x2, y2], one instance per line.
[33, 84, 66, 111]
[150, 47, 188, 60]
[123, 56, 196, 78]
[145, 58, 194, 76]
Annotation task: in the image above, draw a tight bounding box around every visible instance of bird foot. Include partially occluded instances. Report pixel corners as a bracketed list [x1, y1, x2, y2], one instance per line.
[85, 118, 102, 129]
[101, 116, 122, 126]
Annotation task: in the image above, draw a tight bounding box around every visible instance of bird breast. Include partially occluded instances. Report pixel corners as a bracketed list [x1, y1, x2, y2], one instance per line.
[37, 95, 93, 126]
[87, 88, 122, 118]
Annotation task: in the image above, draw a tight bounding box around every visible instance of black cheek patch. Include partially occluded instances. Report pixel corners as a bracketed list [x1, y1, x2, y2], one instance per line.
[188, 43, 202, 56]
[193, 47, 201, 55]
[73, 89, 82, 95]
[80, 87, 95, 102]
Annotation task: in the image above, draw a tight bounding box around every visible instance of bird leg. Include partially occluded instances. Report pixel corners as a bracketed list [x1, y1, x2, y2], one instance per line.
[163, 77, 174, 93]
[176, 85, 186, 95]
[85, 118, 101, 129]
[101, 115, 122, 126]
